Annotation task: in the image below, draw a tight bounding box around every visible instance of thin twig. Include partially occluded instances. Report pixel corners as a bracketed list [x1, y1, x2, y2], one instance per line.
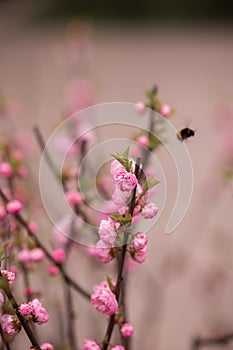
[192, 333, 233, 349]
[64, 282, 79, 350]
[101, 157, 141, 350]
[0, 188, 91, 300]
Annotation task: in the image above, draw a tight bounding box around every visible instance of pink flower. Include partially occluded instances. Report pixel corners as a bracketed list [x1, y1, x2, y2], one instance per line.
[30, 248, 45, 263]
[86, 246, 97, 257]
[66, 191, 83, 206]
[6, 200, 22, 214]
[112, 168, 138, 192]
[141, 203, 158, 219]
[135, 101, 145, 115]
[48, 265, 60, 276]
[1, 314, 21, 336]
[19, 303, 32, 316]
[18, 248, 31, 263]
[133, 246, 148, 264]
[0, 162, 13, 178]
[95, 240, 113, 264]
[29, 299, 49, 325]
[111, 346, 125, 350]
[136, 135, 149, 147]
[51, 248, 66, 263]
[0, 205, 6, 221]
[120, 323, 134, 338]
[1, 270, 16, 287]
[91, 281, 118, 316]
[40, 343, 54, 350]
[82, 339, 101, 350]
[28, 221, 38, 233]
[131, 233, 148, 250]
[160, 104, 171, 117]
[98, 218, 117, 245]
[0, 292, 5, 303]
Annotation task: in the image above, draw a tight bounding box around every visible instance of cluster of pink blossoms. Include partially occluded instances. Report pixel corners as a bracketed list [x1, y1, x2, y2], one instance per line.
[19, 298, 49, 325]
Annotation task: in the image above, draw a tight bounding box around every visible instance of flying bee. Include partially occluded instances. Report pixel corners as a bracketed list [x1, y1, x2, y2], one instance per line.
[177, 127, 195, 141]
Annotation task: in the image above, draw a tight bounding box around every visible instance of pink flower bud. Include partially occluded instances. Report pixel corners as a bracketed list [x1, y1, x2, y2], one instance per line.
[48, 265, 60, 276]
[95, 240, 113, 264]
[120, 323, 134, 338]
[91, 281, 118, 316]
[66, 191, 83, 206]
[82, 339, 101, 350]
[160, 104, 171, 117]
[0, 292, 4, 303]
[0, 205, 6, 221]
[6, 200, 22, 214]
[0, 162, 13, 178]
[19, 303, 32, 316]
[28, 221, 38, 233]
[136, 135, 149, 147]
[141, 203, 158, 219]
[40, 343, 54, 350]
[30, 248, 45, 263]
[131, 233, 148, 250]
[1, 314, 21, 336]
[51, 248, 66, 263]
[18, 248, 31, 263]
[111, 346, 125, 350]
[135, 101, 145, 115]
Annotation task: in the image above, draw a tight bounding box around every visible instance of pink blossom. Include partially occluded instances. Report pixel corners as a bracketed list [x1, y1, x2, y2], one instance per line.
[51, 248, 66, 263]
[141, 203, 158, 219]
[1, 270, 16, 287]
[91, 281, 118, 316]
[160, 104, 171, 117]
[18, 248, 31, 263]
[120, 323, 134, 338]
[111, 346, 125, 350]
[135, 101, 145, 115]
[6, 200, 22, 214]
[86, 246, 97, 257]
[82, 339, 101, 350]
[112, 167, 138, 192]
[98, 218, 117, 245]
[48, 265, 60, 276]
[17, 165, 27, 178]
[95, 240, 113, 264]
[40, 343, 54, 350]
[66, 191, 83, 206]
[28, 221, 38, 233]
[30, 248, 45, 263]
[19, 303, 32, 316]
[1, 314, 21, 336]
[0, 162, 13, 178]
[29, 299, 49, 325]
[133, 246, 148, 264]
[0, 292, 4, 303]
[131, 233, 148, 250]
[136, 135, 149, 147]
[0, 205, 6, 220]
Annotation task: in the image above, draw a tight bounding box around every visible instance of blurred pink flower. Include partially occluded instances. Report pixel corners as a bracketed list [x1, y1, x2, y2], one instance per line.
[66, 191, 83, 206]
[40, 343, 54, 350]
[82, 339, 100, 350]
[30, 248, 45, 263]
[120, 323, 134, 338]
[160, 104, 171, 117]
[91, 281, 118, 316]
[136, 135, 149, 147]
[141, 203, 158, 219]
[6, 200, 22, 214]
[111, 346, 125, 350]
[95, 240, 113, 264]
[0, 162, 13, 178]
[48, 265, 60, 276]
[1, 314, 21, 336]
[135, 101, 146, 115]
[51, 248, 66, 263]
[0, 205, 6, 220]
[1, 270, 16, 287]
[98, 218, 117, 245]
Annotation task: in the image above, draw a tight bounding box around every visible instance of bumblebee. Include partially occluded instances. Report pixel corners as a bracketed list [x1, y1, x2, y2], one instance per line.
[177, 127, 195, 141]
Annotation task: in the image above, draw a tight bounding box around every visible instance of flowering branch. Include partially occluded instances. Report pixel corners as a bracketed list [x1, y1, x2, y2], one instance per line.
[0, 272, 41, 350]
[101, 157, 141, 350]
[0, 188, 91, 300]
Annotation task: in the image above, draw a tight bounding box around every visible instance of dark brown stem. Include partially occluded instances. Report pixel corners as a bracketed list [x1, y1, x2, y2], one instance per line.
[192, 333, 233, 349]
[0, 188, 91, 300]
[101, 158, 141, 350]
[64, 282, 79, 350]
[0, 273, 40, 350]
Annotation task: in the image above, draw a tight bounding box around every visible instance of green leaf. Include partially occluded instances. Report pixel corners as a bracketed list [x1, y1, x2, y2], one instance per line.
[111, 147, 132, 172]
[139, 177, 160, 199]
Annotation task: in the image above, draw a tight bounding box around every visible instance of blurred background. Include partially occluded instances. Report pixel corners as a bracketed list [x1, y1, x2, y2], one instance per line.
[0, 0, 233, 349]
